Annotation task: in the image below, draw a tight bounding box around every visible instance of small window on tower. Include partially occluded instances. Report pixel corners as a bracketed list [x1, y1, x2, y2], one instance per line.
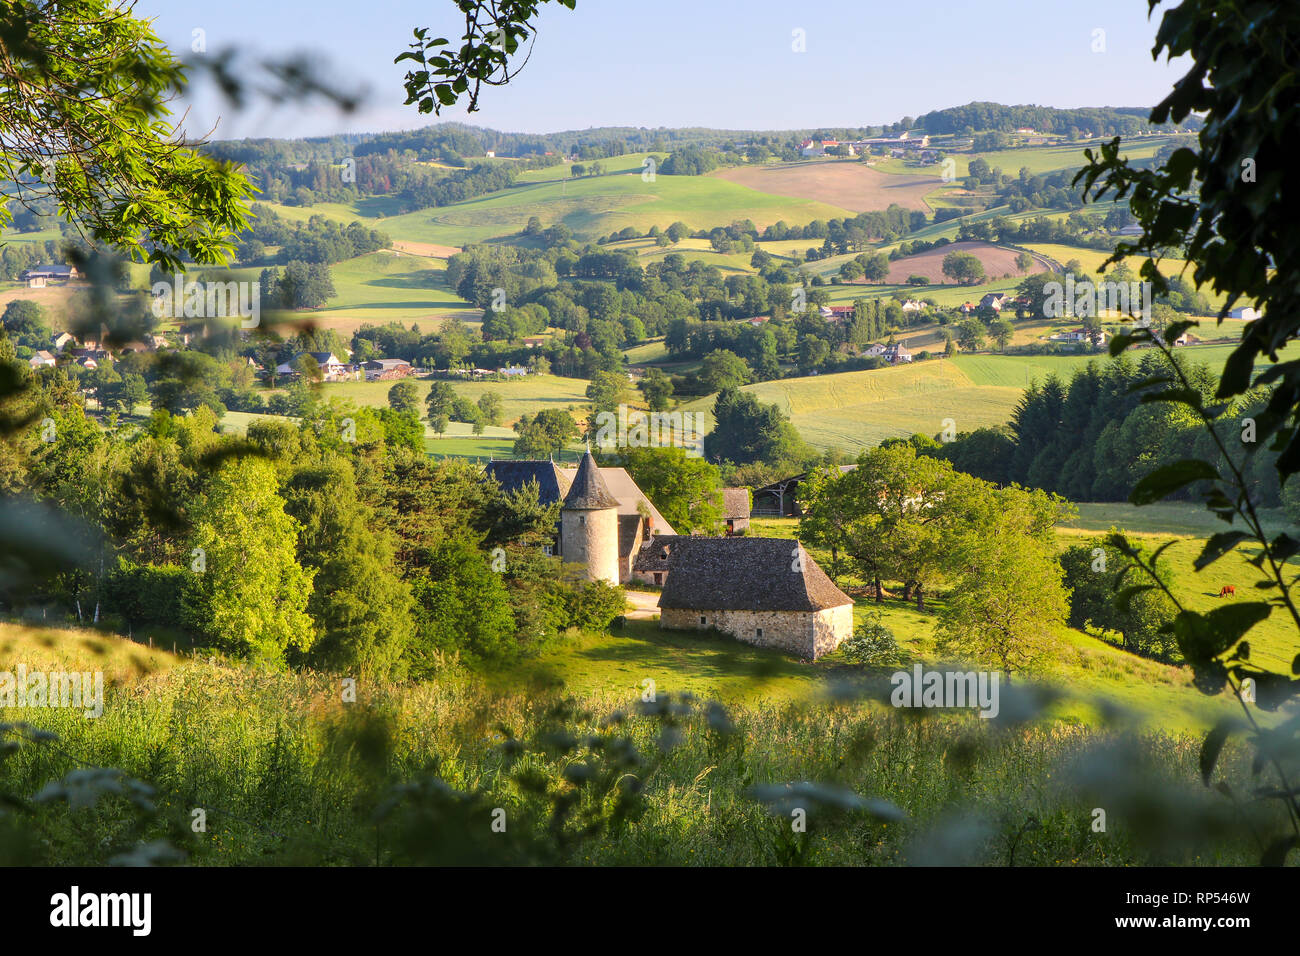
[756, 628, 763, 639]
[700, 616, 706, 625]
[579, 515, 585, 525]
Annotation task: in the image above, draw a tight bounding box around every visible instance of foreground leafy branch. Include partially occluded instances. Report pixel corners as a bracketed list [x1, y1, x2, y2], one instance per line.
[396, 0, 576, 115]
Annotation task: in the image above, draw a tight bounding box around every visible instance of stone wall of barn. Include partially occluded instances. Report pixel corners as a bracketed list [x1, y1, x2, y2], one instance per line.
[811, 604, 854, 658]
[660, 605, 852, 659]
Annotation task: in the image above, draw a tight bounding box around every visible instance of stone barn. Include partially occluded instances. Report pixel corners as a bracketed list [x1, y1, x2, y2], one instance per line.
[721, 488, 751, 535]
[657, 537, 854, 659]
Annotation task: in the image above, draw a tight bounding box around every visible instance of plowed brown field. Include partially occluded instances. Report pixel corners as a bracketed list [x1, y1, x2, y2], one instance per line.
[712, 161, 941, 213]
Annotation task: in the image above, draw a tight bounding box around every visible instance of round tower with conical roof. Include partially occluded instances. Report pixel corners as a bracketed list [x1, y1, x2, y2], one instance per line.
[561, 451, 621, 585]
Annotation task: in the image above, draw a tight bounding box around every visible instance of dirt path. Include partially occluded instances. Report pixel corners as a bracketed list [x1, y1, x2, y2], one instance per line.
[624, 590, 661, 620]
[391, 240, 461, 258]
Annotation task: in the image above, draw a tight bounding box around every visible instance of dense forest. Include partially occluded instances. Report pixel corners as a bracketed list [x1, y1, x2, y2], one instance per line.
[0, 330, 626, 676]
[917, 102, 1201, 137]
[929, 353, 1289, 513]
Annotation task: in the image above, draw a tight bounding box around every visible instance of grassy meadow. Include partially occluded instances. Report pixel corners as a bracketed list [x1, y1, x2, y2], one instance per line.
[286, 248, 476, 334]
[0, 614, 1279, 867]
[258, 168, 857, 248]
[747, 501, 1300, 732]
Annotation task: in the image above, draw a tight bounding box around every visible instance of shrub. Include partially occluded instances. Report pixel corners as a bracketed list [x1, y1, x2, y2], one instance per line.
[103, 559, 191, 631]
[562, 578, 627, 632]
[838, 614, 901, 667]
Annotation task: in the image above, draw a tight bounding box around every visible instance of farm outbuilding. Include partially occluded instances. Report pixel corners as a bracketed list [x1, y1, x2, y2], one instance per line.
[657, 537, 854, 659]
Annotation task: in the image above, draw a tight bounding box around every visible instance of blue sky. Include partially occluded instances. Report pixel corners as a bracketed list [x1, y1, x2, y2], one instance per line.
[137, 0, 1189, 140]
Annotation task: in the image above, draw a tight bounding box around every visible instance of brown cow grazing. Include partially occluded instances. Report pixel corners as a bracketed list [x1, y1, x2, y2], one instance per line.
[1219, 585, 1236, 597]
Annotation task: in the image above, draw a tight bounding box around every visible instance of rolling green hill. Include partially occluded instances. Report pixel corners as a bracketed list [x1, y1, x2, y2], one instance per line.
[677, 343, 1267, 453]
[282, 248, 475, 334]
[258, 164, 857, 247]
[679, 360, 1023, 451]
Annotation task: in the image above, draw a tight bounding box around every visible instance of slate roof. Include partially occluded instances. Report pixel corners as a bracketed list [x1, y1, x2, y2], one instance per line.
[753, 464, 857, 496]
[579, 466, 676, 534]
[633, 534, 685, 574]
[658, 537, 853, 612]
[563, 452, 620, 510]
[721, 488, 751, 520]
[483, 457, 675, 534]
[618, 514, 645, 562]
[483, 460, 571, 502]
[23, 264, 74, 278]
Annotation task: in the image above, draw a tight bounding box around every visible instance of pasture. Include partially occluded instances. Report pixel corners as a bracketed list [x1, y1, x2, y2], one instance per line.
[675, 342, 1258, 453]
[352, 172, 857, 246]
[882, 240, 1046, 284]
[314, 372, 589, 426]
[6, 616, 1262, 866]
[679, 359, 1025, 451]
[285, 248, 476, 335]
[748, 504, 1294, 738]
[514, 153, 664, 183]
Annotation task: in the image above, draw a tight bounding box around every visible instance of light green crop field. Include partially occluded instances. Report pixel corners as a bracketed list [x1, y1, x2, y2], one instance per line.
[313, 172, 858, 246]
[755, 238, 826, 258]
[823, 274, 1029, 309]
[221, 406, 525, 456]
[675, 340, 1268, 453]
[220, 375, 590, 439]
[0, 243, 472, 337]
[603, 236, 764, 273]
[900, 199, 1125, 245]
[622, 338, 671, 364]
[952, 344, 1259, 387]
[270, 249, 475, 335]
[515, 153, 665, 184]
[311, 373, 590, 425]
[425, 435, 518, 460]
[680, 359, 1025, 451]
[1021, 242, 1234, 315]
[872, 135, 1176, 183]
[0, 226, 64, 244]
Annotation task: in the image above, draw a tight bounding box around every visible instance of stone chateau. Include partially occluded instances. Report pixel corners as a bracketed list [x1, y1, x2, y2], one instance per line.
[484, 452, 854, 659]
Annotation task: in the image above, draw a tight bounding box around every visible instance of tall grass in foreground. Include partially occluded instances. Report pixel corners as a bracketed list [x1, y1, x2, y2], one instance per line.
[0, 658, 1278, 865]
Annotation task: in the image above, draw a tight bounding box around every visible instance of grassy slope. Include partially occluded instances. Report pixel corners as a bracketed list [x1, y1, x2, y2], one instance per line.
[748, 507, 1294, 734]
[0, 621, 183, 682]
[489, 618, 822, 705]
[316, 373, 589, 423]
[4, 499, 1290, 743]
[1021, 242, 1231, 313]
[263, 170, 857, 247]
[285, 248, 476, 333]
[669, 342, 1268, 453]
[679, 360, 1022, 452]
